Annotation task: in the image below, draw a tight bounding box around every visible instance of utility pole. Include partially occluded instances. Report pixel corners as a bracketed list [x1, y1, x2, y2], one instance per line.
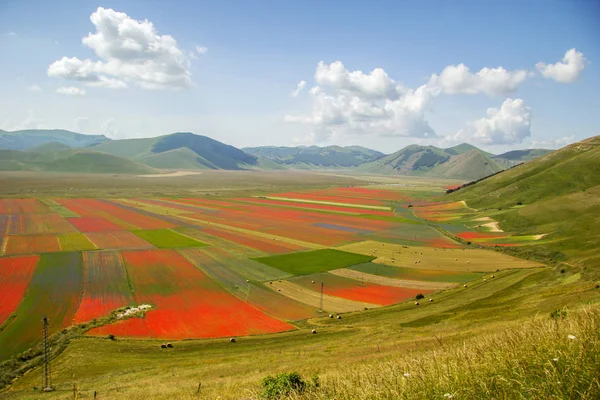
[42, 315, 53, 392]
[320, 282, 324, 312]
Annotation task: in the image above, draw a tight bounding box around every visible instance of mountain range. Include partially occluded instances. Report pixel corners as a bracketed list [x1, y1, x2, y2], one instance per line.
[0, 129, 553, 180]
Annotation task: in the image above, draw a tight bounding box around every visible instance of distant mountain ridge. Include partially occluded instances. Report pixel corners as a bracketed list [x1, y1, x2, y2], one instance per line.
[243, 145, 384, 169]
[0, 129, 552, 177]
[0, 129, 109, 150]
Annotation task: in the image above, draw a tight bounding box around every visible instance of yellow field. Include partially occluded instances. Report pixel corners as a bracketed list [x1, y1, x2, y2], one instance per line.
[337, 240, 544, 272]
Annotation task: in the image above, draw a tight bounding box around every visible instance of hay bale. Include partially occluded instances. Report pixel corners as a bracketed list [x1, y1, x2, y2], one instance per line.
[246, 280, 249, 283]
[312, 329, 317, 334]
[311, 280, 315, 284]
[467, 261, 470, 264]
[329, 314, 333, 318]
[483, 278, 487, 282]
[429, 298, 433, 302]
[230, 338, 236, 343]
[455, 258, 458, 261]
[167, 343, 173, 348]
[336, 315, 341, 319]
[463, 284, 467, 288]
[415, 302, 420, 306]
[161, 344, 167, 349]
[491, 275, 495, 278]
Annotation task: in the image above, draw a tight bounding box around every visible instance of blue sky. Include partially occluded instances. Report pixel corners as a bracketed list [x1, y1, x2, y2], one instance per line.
[0, 0, 598, 153]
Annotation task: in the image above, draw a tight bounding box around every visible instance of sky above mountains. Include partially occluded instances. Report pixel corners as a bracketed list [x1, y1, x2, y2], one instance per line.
[0, 0, 598, 153]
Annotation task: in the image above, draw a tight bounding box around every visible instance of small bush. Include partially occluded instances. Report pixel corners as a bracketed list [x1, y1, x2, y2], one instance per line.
[560, 268, 566, 274]
[550, 309, 567, 320]
[108, 334, 116, 341]
[416, 293, 425, 300]
[261, 372, 306, 399]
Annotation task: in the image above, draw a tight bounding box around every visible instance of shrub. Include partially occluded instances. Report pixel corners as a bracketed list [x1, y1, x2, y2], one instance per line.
[261, 372, 306, 399]
[550, 309, 567, 320]
[416, 293, 425, 300]
[108, 334, 116, 341]
[560, 268, 566, 274]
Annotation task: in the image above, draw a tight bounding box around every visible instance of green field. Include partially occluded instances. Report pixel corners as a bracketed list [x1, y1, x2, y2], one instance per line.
[132, 229, 208, 248]
[253, 249, 375, 275]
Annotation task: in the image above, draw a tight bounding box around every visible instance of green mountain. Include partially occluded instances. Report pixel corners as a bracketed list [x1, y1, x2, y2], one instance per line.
[92, 132, 265, 170]
[0, 148, 155, 174]
[358, 144, 504, 180]
[243, 145, 384, 168]
[0, 129, 109, 150]
[448, 135, 600, 268]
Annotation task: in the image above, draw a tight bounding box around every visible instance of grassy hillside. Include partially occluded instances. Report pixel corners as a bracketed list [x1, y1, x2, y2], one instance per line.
[0, 148, 156, 174]
[0, 129, 108, 150]
[447, 135, 600, 269]
[359, 145, 504, 180]
[93, 132, 261, 170]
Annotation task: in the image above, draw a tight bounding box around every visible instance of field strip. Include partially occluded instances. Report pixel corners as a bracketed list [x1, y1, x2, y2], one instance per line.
[115, 199, 191, 216]
[267, 280, 379, 313]
[260, 196, 391, 211]
[329, 268, 456, 290]
[230, 198, 364, 216]
[177, 214, 326, 250]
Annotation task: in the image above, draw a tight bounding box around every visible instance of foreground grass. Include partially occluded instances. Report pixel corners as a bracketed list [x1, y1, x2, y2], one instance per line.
[285, 306, 600, 400]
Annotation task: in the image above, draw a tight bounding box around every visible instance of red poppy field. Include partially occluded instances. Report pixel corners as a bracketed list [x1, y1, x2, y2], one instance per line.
[0, 185, 538, 361]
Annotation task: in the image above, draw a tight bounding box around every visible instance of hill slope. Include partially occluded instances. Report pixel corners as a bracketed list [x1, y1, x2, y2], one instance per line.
[358, 144, 505, 180]
[448, 135, 600, 268]
[0, 148, 155, 174]
[92, 132, 263, 170]
[243, 145, 384, 168]
[0, 129, 109, 150]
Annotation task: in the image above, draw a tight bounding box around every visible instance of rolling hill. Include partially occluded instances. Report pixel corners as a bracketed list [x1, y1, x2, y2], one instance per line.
[243, 145, 384, 169]
[91, 132, 267, 170]
[0, 129, 109, 150]
[357, 144, 505, 180]
[0, 148, 156, 174]
[448, 135, 600, 269]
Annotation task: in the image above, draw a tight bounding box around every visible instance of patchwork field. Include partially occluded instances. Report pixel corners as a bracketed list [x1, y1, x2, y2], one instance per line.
[0, 184, 552, 362]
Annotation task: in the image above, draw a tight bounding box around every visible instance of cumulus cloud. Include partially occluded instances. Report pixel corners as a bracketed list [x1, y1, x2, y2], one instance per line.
[452, 98, 532, 145]
[529, 135, 576, 149]
[57, 86, 86, 96]
[315, 61, 402, 99]
[27, 84, 42, 92]
[48, 7, 193, 90]
[536, 48, 586, 83]
[290, 80, 306, 97]
[428, 64, 530, 96]
[196, 46, 208, 55]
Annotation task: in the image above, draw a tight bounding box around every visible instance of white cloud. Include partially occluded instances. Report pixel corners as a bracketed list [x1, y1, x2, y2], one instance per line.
[57, 86, 86, 96]
[529, 135, 576, 149]
[428, 64, 530, 96]
[452, 98, 532, 145]
[536, 48, 586, 83]
[315, 61, 402, 98]
[7, 31, 17, 36]
[48, 7, 193, 90]
[290, 80, 306, 97]
[196, 46, 208, 55]
[27, 84, 42, 92]
[73, 117, 90, 133]
[100, 118, 127, 139]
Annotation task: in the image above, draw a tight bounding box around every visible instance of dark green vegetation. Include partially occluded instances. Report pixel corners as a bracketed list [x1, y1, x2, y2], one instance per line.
[243, 145, 384, 169]
[132, 229, 208, 248]
[448, 135, 600, 270]
[253, 249, 375, 275]
[0, 129, 108, 150]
